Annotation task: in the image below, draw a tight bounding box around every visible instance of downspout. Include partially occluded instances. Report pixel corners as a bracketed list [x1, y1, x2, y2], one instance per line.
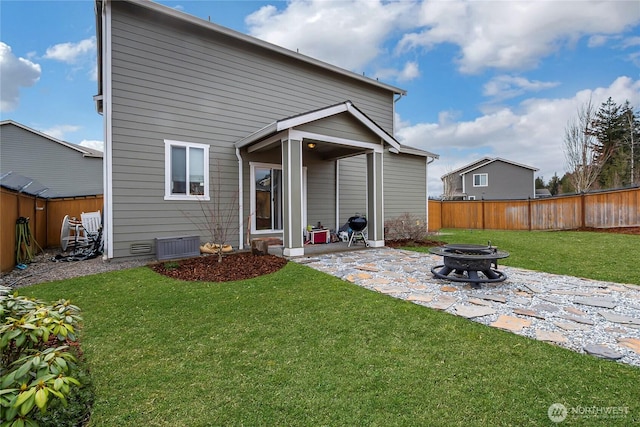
[236, 147, 244, 250]
[393, 93, 404, 135]
[425, 156, 435, 231]
[335, 160, 339, 232]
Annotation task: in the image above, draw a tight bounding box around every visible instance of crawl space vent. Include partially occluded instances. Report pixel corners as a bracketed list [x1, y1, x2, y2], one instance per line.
[130, 243, 152, 255]
[155, 235, 200, 260]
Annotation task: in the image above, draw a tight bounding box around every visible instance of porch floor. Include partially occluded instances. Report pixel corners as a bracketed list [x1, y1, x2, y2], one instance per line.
[268, 241, 371, 258]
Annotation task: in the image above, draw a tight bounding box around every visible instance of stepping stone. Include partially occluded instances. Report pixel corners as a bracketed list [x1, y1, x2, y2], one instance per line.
[440, 285, 458, 292]
[515, 291, 532, 297]
[510, 297, 531, 306]
[467, 298, 493, 307]
[357, 265, 379, 272]
[551, 289, 593, 296]
[553, 321, 591, 331]
[605, 327, 627, 334]
[532, 303, 561, 313]
[513, 308, 545, 320]
[564, 307, 588, 317]
[523, 284, 544, 293]
[375, 286, 405, 294]
[556, 314, 595, 325]
[454, 304, 497, 319]
[574, 297, 616, 309]
[538, 295, 565, 304]
[369, 278, 390, 285]
[407, 294, 433, 303]
[407, 284, 427, 290]
[356, 273, 372, 280]
[345, 275, 355, 283]
[536, 330, 568, 344]
[429, 296, 457, 311]
[599, 311, 640, 325]
[617, 338, 640, 354]
[406, 277, 418, 283]
[476, 294, 507, 303]
[583, 344, 623, 360]
[491, 315, 531, 332]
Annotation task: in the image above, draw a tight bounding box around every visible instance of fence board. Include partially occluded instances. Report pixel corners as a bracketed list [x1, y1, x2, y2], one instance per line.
[429, 187, 640, 232]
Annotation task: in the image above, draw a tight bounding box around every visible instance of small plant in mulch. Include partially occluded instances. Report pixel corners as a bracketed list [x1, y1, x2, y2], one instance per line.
[150, 252, 288, 282]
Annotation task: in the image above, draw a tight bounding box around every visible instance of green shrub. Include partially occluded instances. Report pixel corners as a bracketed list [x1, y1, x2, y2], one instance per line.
[0, 290, 89, 427]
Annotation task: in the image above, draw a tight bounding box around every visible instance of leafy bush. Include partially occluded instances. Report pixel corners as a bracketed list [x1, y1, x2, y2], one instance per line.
[0, 289, 90, 427]
[384, 213, 429, 241]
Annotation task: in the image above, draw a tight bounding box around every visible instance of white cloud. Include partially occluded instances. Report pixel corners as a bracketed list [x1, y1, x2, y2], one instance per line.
[376, 61, 420, 82]
[398, 0, 640, 74]
[42, 124, 80, 140]
[0, 42, 41, 112]
[245, 0, 417, 71]
[44, 37, 96, 64]
[398, 76, 640, 196]
[483, 75, 559, 101]
[79, 139, 104, 152]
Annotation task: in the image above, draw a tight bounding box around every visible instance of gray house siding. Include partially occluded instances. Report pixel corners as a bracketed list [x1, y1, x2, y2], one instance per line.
[104, 1, 433, 258]
[338, 156, 367, 224]
[463, 161, 535, 200]
[0, 123, 102, 197]
[383, 152, 427, 220]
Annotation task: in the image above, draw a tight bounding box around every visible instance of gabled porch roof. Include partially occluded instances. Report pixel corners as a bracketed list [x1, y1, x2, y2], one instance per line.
[234, 101, 400, 158]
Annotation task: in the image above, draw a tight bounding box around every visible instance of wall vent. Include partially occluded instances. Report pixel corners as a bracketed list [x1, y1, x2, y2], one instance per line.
[155, 235, 200, 260]
[130, 243, 153, 255]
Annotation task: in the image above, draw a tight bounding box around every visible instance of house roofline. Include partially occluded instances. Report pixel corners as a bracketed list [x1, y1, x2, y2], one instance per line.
[96, 0, 406, 100]
[0, 120, 103, 158]
[235, 101, 403, 151]
[462, 157, 539, 175]
[441, 156, 537, 179]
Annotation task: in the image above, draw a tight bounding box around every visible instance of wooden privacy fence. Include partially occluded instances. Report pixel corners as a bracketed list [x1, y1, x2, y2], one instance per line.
[1, 187, 103, 272]
[427, 187, 639, 232]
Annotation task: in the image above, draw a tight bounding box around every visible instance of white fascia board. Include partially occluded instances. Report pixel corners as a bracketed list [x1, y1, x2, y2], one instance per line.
[235, 122, 278, 149]
[246, 131, 287, 153]
[441, 157, 493, 179]
[346, 103, 400, 150]
[289, 130, 384, 153]
[277, 103, 349, 130]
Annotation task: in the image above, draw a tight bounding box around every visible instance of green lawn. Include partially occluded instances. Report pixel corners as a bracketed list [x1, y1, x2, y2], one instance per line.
[21, 231, 640, 426]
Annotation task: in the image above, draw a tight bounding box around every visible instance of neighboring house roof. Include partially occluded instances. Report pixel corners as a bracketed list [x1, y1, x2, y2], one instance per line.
[441, 157, 538, 179]
[94, 0, 406, 114]
[0, 171, 61, 198]
[0, 120, 103, 158]
[535, 188, 552, 197]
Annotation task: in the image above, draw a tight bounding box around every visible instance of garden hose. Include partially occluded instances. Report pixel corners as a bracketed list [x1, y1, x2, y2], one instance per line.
[15, 217, 42, 266]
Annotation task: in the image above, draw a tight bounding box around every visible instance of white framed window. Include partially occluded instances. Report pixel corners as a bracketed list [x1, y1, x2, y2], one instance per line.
[468, 196, 476, 201]
[473, 173, 488, 187]
[164, 140, 209, 201]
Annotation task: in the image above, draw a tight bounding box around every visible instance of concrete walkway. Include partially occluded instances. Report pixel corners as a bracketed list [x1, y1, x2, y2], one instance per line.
[293, 247, 640, 368]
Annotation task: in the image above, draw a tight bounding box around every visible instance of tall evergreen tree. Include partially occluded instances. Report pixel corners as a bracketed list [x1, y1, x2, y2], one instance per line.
[620, 101, 640, 186]
[591, 97, 627, 188]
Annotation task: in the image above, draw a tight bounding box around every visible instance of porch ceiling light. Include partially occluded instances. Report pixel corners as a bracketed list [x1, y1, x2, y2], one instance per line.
[307, 142, 316, 149]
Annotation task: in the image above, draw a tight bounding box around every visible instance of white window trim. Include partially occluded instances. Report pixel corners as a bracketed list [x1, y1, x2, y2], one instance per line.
[473, 173, 488, 187]
[468, 196, 476, 201]
[249, 162, 306, 235]
[164, 139, 210, 201]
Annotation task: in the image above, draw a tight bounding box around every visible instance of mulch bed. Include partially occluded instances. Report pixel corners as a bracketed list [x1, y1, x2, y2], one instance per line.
[149, 252, 288, 282]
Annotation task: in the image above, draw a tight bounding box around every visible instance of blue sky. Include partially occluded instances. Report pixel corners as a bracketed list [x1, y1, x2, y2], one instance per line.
[1, 0, 639, 195]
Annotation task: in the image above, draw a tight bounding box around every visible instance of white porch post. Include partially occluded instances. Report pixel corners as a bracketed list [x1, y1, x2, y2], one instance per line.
[366, 151, 385, 247]
[282, 136, 305, 256]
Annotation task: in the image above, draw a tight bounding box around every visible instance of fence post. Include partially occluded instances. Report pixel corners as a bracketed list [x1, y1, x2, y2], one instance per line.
[528, 197, 532, 231]
[481, 197, 485, 230]
[581, 192, 586, 228]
